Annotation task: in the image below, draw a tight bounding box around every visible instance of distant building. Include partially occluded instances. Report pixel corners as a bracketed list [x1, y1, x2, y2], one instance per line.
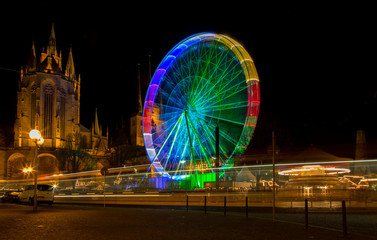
[111, 63, 149, 167]
[0, 24, 109, 179]
[130, 64, 144, 147]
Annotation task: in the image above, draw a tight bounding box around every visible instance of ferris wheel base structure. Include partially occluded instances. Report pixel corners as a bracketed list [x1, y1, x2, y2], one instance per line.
[142, 33, 260, 188]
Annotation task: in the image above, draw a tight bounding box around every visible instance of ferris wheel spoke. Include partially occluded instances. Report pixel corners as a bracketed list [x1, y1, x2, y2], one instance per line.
[150, 113, 184, 164]
[195, 115, 233, 158]
[185, 112, 213, 169]
[199, 116, 239, 146]
[163, 113, 184, 169]
[197, 41, 221, 83]
[195, 116, 229, 164]
[194, 69, 245, 109]
[159, 87, 186, 110]
[191, 54, 241, 105]
[152, 109, 182, 120]
[153, 103, 184, 115]
[199, 80, 248, 111]
[151, 113, 181, 130]
[150, 112, 184, 150]
[200, 112, 245, 126]
[199, 100, 249, 113]
[174, 143, 188, 173]
[156, 98, 185, 111]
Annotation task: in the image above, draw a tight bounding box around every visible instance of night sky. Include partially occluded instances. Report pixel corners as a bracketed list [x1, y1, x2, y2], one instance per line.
[0, 3, 374, 150]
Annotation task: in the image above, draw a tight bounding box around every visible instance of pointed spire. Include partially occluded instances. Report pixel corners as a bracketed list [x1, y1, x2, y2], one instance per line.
[94, 108, 100, 136]
[137, 63, 143, 114]
[49, 22, 57, 56]
[26, 41, 37, 72]
[65, 46, 76, 80]
[59, 50, 62, 69]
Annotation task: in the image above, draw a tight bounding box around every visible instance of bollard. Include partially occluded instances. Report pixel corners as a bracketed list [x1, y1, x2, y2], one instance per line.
[224, 196, 227, 216]
[305, 199, 308, 229]
[342, 200, 347, 237]
[186, 195, 188, 212]
[204, 196, 207, 214]
[246, 196, 249, 219]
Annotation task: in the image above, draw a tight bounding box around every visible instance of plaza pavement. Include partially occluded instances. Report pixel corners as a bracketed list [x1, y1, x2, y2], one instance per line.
[0, 203, 375, 240]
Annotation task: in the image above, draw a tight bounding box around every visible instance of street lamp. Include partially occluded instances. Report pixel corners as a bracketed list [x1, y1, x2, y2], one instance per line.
[29, 129, 44, 212]
[23, 167, 33, 179]
[23, 167, 32, 173]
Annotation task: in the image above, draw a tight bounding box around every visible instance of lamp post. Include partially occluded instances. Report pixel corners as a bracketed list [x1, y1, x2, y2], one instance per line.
[29, 129, 44, 212]
[272, 130, 276, 223]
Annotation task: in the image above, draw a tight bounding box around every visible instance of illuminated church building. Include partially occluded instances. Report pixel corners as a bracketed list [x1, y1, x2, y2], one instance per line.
[15, 24, 81, 149]
[0, 24, 109, 179]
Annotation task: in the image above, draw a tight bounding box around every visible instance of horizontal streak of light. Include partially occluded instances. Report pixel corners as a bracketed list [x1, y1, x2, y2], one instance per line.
[55, 194, 172, 198]
[43, 164, 151, 178]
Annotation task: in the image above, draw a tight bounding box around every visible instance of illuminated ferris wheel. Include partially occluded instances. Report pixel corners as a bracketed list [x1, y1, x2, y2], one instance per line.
[143, 33, 260, 175]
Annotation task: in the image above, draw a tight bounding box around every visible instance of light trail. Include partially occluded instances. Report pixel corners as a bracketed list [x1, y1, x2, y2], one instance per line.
[43, 164, 150, 178]
[54, 194, 172, 198]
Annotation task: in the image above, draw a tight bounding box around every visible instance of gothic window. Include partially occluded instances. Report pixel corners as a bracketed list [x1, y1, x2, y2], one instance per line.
[60, 94, 66, 140]
[43, 84, 54, 138]
[30, 85, 37, 128]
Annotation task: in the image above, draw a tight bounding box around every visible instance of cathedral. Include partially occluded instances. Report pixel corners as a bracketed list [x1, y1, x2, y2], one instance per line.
[0, 24, 109, 179]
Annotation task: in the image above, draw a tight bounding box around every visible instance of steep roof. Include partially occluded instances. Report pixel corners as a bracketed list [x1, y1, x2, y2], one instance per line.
[236, 165, 256, 182]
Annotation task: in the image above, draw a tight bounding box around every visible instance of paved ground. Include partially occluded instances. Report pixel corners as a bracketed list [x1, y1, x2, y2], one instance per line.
[0, 203, 376, 240]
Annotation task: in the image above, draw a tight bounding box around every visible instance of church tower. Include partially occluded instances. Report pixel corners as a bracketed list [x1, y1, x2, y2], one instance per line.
[130, 64, 144, 146]
[14, 23, 80, 148]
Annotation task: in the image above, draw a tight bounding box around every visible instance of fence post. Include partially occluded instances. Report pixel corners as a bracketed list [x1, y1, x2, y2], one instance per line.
[103, 172, 106, 208]
[305, 199, 308, 229]
[204, 196, 207, 214]
[246, 196, 248, 219]
[342, 200, 347, 237]
[224, 196, 226, 216]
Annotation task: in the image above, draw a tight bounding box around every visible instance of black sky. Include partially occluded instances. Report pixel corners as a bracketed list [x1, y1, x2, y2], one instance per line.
[0, 3, 374, 150]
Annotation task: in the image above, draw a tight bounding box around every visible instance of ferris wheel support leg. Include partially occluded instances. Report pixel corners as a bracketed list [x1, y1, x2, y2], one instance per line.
[216, 126, 220, 190]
